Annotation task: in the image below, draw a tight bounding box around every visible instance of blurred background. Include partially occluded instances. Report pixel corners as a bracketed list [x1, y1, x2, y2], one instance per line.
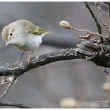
[0, 2, 108, 108]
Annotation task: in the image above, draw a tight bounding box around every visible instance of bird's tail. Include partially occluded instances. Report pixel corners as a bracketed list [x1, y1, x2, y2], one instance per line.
[42, 31, 51, 37]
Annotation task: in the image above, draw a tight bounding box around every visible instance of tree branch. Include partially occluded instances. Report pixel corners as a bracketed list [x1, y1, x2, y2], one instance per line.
[0, 76, 16, 100]
[0, 102, 30, 108]
[108, 3, 110, 40]
[96, 3, 108, 32]
[84, 2, 102, 34]
[0, 48, 81, 77]
[0, 40, 110, 78]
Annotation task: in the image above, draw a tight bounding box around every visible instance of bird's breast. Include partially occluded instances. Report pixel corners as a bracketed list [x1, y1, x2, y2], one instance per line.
[18, 36, 42, 51]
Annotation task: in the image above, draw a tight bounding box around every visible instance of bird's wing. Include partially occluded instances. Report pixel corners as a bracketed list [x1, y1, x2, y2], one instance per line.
[15, 20, 45, 36]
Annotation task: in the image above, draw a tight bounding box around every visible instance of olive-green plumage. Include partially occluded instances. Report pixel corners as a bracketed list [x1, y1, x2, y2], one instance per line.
[14, 20, 45, 35]
[2, 19, 45, 42]
[2, 25, 10, 41]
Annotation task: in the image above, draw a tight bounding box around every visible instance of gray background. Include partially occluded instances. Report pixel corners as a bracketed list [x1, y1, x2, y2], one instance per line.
[0, 2, 108, 108]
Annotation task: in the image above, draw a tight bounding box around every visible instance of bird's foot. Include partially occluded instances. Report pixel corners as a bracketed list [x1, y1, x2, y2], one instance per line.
[27, 59, 31, 65]
[12, 60, 23, 66]
[27, 57, 36, 65]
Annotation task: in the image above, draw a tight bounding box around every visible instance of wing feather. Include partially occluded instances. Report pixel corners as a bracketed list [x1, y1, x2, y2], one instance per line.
[14, 20, 45, 35]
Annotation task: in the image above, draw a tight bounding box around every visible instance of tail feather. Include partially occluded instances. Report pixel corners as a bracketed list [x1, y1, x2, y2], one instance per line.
[42, 31, 51, 37]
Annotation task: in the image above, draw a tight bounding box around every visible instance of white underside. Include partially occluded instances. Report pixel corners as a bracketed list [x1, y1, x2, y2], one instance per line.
[17, 36, 43, 51]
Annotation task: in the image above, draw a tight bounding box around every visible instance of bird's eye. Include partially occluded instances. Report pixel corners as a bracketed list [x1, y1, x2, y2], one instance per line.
[10, 33, 13, 36]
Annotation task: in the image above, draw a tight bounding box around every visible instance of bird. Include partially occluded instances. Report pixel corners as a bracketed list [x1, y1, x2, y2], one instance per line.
[1, 19, 50, 64]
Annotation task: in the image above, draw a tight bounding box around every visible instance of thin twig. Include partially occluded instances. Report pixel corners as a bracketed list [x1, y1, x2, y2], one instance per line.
[0, 76, 15, 100]
[71, 26, 104, 38]
[84, 2, 102, 34]
[60, 20, 105, 42]
[0, 81, 10, 87]
[108, 3, 110, 40]
[96, 3, 108, 33]
[0, 102, 30, 108]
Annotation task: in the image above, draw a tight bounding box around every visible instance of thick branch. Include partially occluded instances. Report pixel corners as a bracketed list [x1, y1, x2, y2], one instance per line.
[0, 48, 80, 77]
[0, 46, 110, 77]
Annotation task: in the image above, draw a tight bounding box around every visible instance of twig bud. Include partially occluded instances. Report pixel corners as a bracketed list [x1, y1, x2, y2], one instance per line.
[59, 20, 72, 29]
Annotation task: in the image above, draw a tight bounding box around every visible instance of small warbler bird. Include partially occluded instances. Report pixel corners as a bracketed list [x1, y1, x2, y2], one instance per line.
[1, 19, 50, 63]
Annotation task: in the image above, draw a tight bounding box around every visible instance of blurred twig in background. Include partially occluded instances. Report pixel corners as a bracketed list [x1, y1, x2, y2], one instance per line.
[84, 2, 102, 34]
[0, 102, 30, 108]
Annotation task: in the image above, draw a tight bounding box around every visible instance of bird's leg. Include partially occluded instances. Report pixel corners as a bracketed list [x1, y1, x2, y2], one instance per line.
[27, 50, 34, 64]
[16, 52, 25, 64]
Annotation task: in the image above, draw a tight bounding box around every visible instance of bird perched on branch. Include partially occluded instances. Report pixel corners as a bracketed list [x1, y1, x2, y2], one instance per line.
[1, 19, 50, 63]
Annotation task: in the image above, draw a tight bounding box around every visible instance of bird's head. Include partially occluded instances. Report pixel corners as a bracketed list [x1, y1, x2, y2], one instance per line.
[2, 24, 25, 47]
